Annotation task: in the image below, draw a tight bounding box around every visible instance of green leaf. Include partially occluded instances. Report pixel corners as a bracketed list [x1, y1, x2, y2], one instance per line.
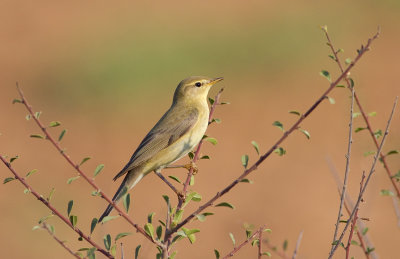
[90, 218, 98, 234]
[189, 175, 195, 186]
[362, 227, 369, 235]
[30, 134, 45, 139]
[386, 150, 399, 156]
[26, 169, 38, 178]
[67, 175, 80, 184]
[206, 137, 218, 145]
[38, 214, 54, 224]
[283, 239, 288, 251]
[69, 215, 78, 227]
[240, 178, 253, 183]
[241, 155, 249, 169]
[374, 129, 382, 139]
[328, 97, 336, 104]
[289, 110, 301, 116]
[101, 215, 119, 224]
[368, 111, 377, 117]
[251, 240, 259, 246]
[12, 99, 22, 104]
[47, 187, 55, 202]
[355, 127, 367, 133]
[110, 244, 116, 257]
[67, 200, 74, 216]
[182, 228, 199, 244]
[200, 155, 210, 159]
[320, 70, 331, 82]
[10, 155, 19, 163]
[352, 112, 361, 118]
[214, 249, 220, 259]
[366, 247, 375, 254]
[196, 212, 214, 222]
[104, 234, 111, 251]
[392, 171, 400, 181]
[87, 247, 96, 259]
[79, 157, 91, 166]
[274, 147, 286, 156]
[173, 210, 184, 226]
[23, 188, 30, 194]
[148, 212, 155, 224]
[246, 229, 252, 238]
[272, 121, 284, 131]
[348, 78, 355, 87]
[115, 232, 132, 242]
[251, 141, 260, 155]
[337, 48, 344, 53]
[49, 121, 61, 127]
[188, 151, 194, 160]
[135, 245, 141, 259]
[26, 114, 31, 120]
[328, 54, 336, 61]
[123, 193, 130, 213]
[215, 202, 235, 209]
[169, 251, 177, 259]
[380, 189, 394, 196]
[229, 232, 236, 246]
[220, 102, 230, 105]
[192, 192, 202, 202]
[263, 251, 272, 257]
[345, 58, 352, 64]
[3, 177, 15, 184]
[351, 240, 359, 246]
[168, 175, 181, 183]
[34, 111, 41, 119]
[94, 164, 104, 177]
[32, 225, 40, 231]
[211, 118, 221, 124]
[91, 190, 101, 196]
[156, 225, 163, 240]
[209, 97, 215, 105]
[336, 84, 346, 88]
[144, 223, 155, 240]
[58, 129, 67, 142]
[298, 128, 311, 139]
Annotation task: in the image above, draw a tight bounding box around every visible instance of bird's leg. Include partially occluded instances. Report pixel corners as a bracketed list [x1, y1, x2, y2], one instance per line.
[154, 169, 181, 197]
[165, 162, 198, 174]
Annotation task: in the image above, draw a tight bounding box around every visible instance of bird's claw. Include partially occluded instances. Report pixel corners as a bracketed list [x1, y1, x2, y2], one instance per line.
[184, 162, 198, 175]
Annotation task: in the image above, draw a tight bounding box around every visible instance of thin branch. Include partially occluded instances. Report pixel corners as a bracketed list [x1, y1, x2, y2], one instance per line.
[329, 96, 398, 258]
[0, 156, 113, 259]
[263, 241, 290, 259]
[391, 194, 400, 227]
[323, 26, 400, 198]
[258, 229, 263, 259]
[167, 29, 380, 239]
[14, 85, 161, 248]
[292, 230, 303, 259]
[41, 223, 81, 259]
[222, 225, 266, 259]
[331, 86, 355, 248]
[154, 170, 180, 197]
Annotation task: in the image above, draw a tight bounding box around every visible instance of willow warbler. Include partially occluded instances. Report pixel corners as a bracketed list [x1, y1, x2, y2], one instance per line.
[99, 76, 223, 221]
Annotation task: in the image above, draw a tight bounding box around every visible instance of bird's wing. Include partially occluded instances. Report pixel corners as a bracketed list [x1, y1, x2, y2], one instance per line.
[113, 107, 199, 181]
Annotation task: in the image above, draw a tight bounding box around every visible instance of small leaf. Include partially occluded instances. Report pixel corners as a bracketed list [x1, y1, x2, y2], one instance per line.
[251, 141, 260, 155]
[263, 252, 272, 257]
[348, 78, 355, 87]
[168, 175, 181, 183]
[214, 249, 220, 259]
[220, 102, 230, 105]
[336, 84, 346, 88]
[87, 248, 96, 259]
[391, 171, 400, 181]
[240, 178, 253, 183]
[69, 215, 78, 227]
[289, 110, 301, 116]
[351, 240, 359, 246]
[121, 193, 130, 213]
[211, 118, 221, 124]
[229, 232, 236, 246]
[67, 176, 80, 184]
[374, 129, 382, 139]
[67, 200, 74, 216]
[328, 54, 336, 61]
[206, 137, 218, 145]
[32, 225, 40, 231]
[94, 164, 105, 177]
[345, 58, 352, 64]
[38, 214, 54, 224]
[135, 245, 141, 259]
[380, 189, 394, 196]
[115, 232, 132, 242]
[144, 223, 155, 240]
[363, 150, 375, 157]
[79, 157, 91, 166]
[200, 155, 210, 160]
[12, 99, 22, 104]
[182, 228, 199, 244]
[90, 218, 98, 234]
[320, 70, 331, 82]
[283, 239, 288, 251]
[251, 240, 259, 246]
[241, 155, 249, 169]
[368, 111, 377, 117]
[30, 134, 45, 139]
[298, 128, 311, 139]
[101, 215, 119, 224]
[3, 177, 15, 184]
[196, 212, 214, 222]
[49, 121, 61, 127]
[26, 114, 31, 120]
[10, 155, 19, 163]
[189, 175, 195, 186]
[274, 147, 286, 156]
[355, 127, 367, 133]
[110, 244, 117, 257]
[362, 227, 369, 235]
[104, 234, 111, 251]
[23, 188, 30, 194]
[352, 112, 361, 118]
[47, 187, 55, 202]
[215, 202, 235, 209]
[366, 247, 375, 254]
[58, 129, 67, 142]
[328, 97, 336, 104]
[209, 97, 215, 105]
[272, 121, 284, 131]
[148, 212, 155, 224]
[156, 225, 162, 240]
[386, 150, 399, 156]
[188, 151, 194, 160]
[26, 169, 38, 178]
[34, 111, 42, 119]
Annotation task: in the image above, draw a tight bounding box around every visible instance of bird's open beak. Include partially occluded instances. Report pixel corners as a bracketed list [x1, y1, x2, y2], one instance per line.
[208, 77, 224, 86]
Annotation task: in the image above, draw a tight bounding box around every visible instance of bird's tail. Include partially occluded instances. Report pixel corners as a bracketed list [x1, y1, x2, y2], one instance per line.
[98, 169, 144, 223]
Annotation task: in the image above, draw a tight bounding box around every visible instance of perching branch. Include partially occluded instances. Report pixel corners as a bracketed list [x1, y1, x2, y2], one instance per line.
[0, 155, 113, 259]
[14, 84, 162, 248]
[323, 27, 400, 198]
[167, 29, 380, 239]
[41, 223, 81, 259]
[328, 96, 398, 258]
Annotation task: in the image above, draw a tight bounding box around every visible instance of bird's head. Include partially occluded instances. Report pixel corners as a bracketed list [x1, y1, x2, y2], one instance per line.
[173, 76, 223, 104]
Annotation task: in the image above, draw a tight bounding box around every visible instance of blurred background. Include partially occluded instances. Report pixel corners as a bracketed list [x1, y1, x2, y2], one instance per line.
[1, 0, 399, 258]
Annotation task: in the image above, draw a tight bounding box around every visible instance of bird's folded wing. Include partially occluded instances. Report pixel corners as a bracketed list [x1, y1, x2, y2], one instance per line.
[113, 107, 199, 181]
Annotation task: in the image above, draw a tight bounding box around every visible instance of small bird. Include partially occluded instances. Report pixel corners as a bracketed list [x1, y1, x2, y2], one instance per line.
[99, 76, 223, 222]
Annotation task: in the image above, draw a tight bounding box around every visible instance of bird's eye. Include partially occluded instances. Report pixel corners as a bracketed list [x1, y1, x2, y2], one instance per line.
[195, 82, 202, 87]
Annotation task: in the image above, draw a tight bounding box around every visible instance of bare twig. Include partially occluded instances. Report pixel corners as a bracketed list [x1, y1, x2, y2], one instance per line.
[258, 229, 263, 259]
[154, 170, 180, 197]
[222, 225, 266, 259]
[41, 223, 81, 259]
[0, 155, 113, 259]
[323, 26, 400, 198]
[391, 195, 400, 227]
[329, 96, 398, 258]
[14, 85, 161, 248]
[264, 241, 290, 259]
[167, 29, 380, 239]
[292, 230, 303, 259]
[331, 86, 355, 248]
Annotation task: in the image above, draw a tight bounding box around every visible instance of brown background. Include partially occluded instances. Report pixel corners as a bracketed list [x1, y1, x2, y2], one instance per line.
[1, 1, 399, 258]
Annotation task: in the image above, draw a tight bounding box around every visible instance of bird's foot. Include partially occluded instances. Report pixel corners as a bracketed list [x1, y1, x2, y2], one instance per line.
[184, 162, 198, 175]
